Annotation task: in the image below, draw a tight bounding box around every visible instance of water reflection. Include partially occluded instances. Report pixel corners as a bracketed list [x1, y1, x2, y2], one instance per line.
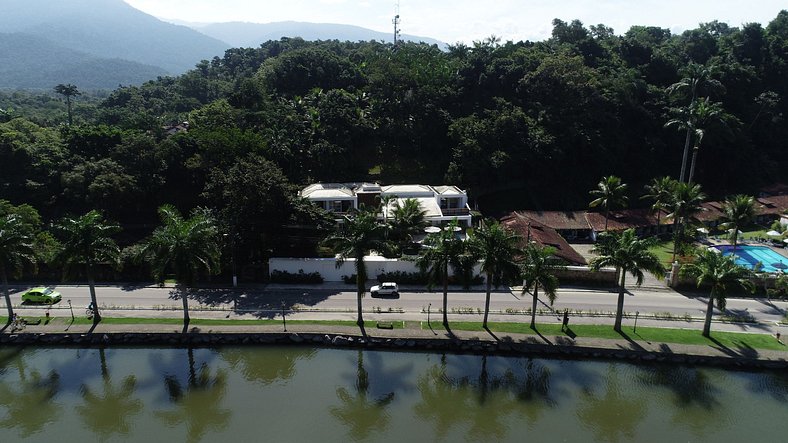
[220, 347, 316, 385]
[156, 348, 231, 443]
[75, 348, 142, 439]
[577, 364, 647, 443]
[330, 350, 395, 441]
[0, 353, 61, 438]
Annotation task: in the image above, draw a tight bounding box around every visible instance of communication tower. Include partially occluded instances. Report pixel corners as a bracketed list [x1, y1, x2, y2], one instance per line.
[392, 1, 401, 45]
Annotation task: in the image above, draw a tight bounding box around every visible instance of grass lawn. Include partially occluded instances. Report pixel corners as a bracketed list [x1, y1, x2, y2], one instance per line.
[648, 240, 676, 266]
[440, 321, 786, 351]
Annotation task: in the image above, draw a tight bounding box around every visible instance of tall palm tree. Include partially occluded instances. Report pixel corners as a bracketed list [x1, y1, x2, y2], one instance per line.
[54, 83, 81, 125]
[323, 207, 386, 329]
[680, 249, 755, 337]
[141, 205, 221, 332]
[55, 210, 120, 326]
[685, 98, 731, 184]
[521, 244, 561, 329]
[642, 176, 677, 236]
[720, 194, 756, 252]
[665, 63, 724, 183]
[589, 176, 628, 232]
[666, 182, 706, 262]
[416, 220, 464, 328]
[590, 229, 665, 332]
[469, 220, 521, 328]
[0, 215, 36, 327]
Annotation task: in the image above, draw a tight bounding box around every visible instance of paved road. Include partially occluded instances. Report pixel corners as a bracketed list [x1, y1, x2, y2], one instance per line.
[5, 284, 787, 331]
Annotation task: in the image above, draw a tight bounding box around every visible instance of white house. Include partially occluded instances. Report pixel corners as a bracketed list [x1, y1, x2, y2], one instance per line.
[300, 182, 473, 227]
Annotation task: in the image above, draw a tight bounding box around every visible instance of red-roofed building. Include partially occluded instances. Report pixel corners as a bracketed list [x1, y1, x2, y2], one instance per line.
[585, 208, 672, 239]
[501, 213, 587, 265]
[513, 210, 592, 241]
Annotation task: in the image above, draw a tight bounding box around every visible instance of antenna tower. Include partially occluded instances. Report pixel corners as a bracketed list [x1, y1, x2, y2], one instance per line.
[392, 1, 401, 45]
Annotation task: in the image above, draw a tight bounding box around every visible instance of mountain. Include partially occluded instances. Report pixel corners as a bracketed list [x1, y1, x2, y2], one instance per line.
[0, 0, 230, 75]
[192, 21, 446, 49]
[0, 33, 168, 89]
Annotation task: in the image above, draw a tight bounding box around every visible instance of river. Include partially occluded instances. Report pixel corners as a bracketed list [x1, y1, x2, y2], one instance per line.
[1, 346, 786, 442]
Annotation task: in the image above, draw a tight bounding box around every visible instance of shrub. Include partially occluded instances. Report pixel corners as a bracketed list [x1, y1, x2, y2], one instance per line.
[342, 274, 357, 284]
[376, 271, 427, 284]
[270, 269, 323, 284]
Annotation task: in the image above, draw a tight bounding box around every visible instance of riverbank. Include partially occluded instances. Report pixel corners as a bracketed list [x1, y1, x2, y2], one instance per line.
[3, 317, 787, 371]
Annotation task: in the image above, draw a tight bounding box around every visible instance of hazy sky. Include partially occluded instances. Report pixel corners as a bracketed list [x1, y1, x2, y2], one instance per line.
[124, 0, 787, 43]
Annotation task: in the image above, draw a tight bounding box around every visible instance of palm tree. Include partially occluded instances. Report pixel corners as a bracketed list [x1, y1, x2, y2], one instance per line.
[54, 83, 81, 125]
[680, 249, 755, 337]
[141, 205, 221, 332]
[665, 63, 724, 183]
[389, 198, 427, 250]
[323, 207, 386, 330]
[666, 182, 707, 262]
[521, 244, 561, 329]
[589, 176, 628, 232]
[685, 98, 731, 184]
[55, 210, 120, 326]
[469, 220, 521, 328]
[642, 176, 677, 236]
[590, 229, 665, 332]
[720, 194, 756, 252]
[0, 215, 36, 327]
[416, 220, 464, 328]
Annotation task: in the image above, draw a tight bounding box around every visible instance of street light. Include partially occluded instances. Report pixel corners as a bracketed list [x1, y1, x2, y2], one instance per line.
[223, 232, 238, 288]
[281, 301, 287, 332]
[634, 311, 640, 333]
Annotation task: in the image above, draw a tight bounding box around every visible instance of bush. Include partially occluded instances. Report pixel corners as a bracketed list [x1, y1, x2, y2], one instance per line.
[376, 271, 427, 284]
[270, 270, 323, 284]
[342, 274, 357, 284]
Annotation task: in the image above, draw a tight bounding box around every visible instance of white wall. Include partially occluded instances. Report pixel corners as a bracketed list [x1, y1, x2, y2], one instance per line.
[269, 256, 483, 282]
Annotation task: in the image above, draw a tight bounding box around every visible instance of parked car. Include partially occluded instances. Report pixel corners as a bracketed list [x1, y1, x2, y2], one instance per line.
[370, 282, 399, 297]
[21, 287, 62, 304]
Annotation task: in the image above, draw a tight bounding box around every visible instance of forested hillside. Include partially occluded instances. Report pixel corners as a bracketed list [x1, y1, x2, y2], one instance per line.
[2, 14, 788, 259]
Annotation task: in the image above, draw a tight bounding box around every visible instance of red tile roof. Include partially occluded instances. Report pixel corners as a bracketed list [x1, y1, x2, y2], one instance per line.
[513, 210, 590, 230]
[585, 208, 665, 232]
[501, 213, 587, 265]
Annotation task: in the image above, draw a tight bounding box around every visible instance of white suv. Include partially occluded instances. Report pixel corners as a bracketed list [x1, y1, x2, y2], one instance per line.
[370, 282, 399, 297]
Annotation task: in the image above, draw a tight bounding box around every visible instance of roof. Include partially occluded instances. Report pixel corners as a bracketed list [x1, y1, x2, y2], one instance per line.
[381, 184, 435, 196]
[695, 201, 725, 222]
[755, 195, 788, 215]
[433, 185, 465, 196]
[501, 213, 587, 265]
[514, 210, 591, 231]
[585, 208, 664, 232]
[383, 198, 443, 218]
[300, 183, 355, 199]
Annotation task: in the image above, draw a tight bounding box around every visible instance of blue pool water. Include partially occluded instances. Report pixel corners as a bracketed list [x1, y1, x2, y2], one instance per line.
[715, 245, 788, 272]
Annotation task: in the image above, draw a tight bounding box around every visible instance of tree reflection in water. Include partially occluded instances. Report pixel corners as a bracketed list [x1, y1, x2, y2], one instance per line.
[639, 365, 723, 436]
[577, 364, 647, 443]
[156, 348, 231, 443]
[0, 350, 61, 438]
[75, 348, 143, 439]
[329, 350, 395, 441]
[220, 347, 316, 386]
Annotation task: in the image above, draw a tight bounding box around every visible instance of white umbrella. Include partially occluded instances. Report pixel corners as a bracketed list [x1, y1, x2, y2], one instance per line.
[767, 230, 782, 237]
[783, 238, 788, 244]
[728, 228, 743, 235]
[444, 226, 462, 232]
[424, 226, 441, 234]
[696, 227, 709, 234]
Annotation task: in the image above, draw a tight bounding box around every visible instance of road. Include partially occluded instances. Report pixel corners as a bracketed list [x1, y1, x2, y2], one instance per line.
[5, 284, 787, 332]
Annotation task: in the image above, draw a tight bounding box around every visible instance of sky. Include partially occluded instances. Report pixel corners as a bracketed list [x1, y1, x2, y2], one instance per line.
[124, 0, 787, 44]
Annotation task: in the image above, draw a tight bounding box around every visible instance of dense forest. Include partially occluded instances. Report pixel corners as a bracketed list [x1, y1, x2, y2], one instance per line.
[2, 13, 788, 271]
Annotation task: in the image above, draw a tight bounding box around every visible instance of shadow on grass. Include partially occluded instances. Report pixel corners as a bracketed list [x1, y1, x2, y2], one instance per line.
[483, 325, 500, 342]
[616, 330, 646, 351]
[705, 335, 761, 359]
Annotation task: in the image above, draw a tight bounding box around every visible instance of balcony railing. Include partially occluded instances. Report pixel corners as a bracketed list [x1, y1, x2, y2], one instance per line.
[440, 207, 471, 216]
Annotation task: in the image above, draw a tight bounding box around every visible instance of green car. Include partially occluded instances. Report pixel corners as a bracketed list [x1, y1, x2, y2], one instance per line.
[21, 287, 62, 304]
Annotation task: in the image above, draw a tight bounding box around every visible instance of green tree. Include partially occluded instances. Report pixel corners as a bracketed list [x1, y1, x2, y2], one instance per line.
[720, 194, 756, 251]
[0, 214, 35, 326]
[521, 244, 562, 329]
[141, 205, 221, 332]
[641, 176, 678, 235]
[685, 98, 732, 184]
[469, 220, 521, 328]
[665, 63, 724, 182]
[55, 210, 120, 326]
[54, 83, 81, 125]
[680, 249, 755, 337]
[416, 220, 464, 328]
[589, 175, 628, 232]
[389, 198, 427, 251]
[590, 229, 665, 332]
[667, 182, 707, 262]
[323, 207, 386, 330]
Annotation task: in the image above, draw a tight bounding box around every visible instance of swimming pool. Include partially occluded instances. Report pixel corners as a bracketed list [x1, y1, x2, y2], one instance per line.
[715, 245, 788, 272]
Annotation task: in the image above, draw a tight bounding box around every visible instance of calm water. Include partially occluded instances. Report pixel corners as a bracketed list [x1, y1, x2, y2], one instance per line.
[1, 346, 787, 442]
